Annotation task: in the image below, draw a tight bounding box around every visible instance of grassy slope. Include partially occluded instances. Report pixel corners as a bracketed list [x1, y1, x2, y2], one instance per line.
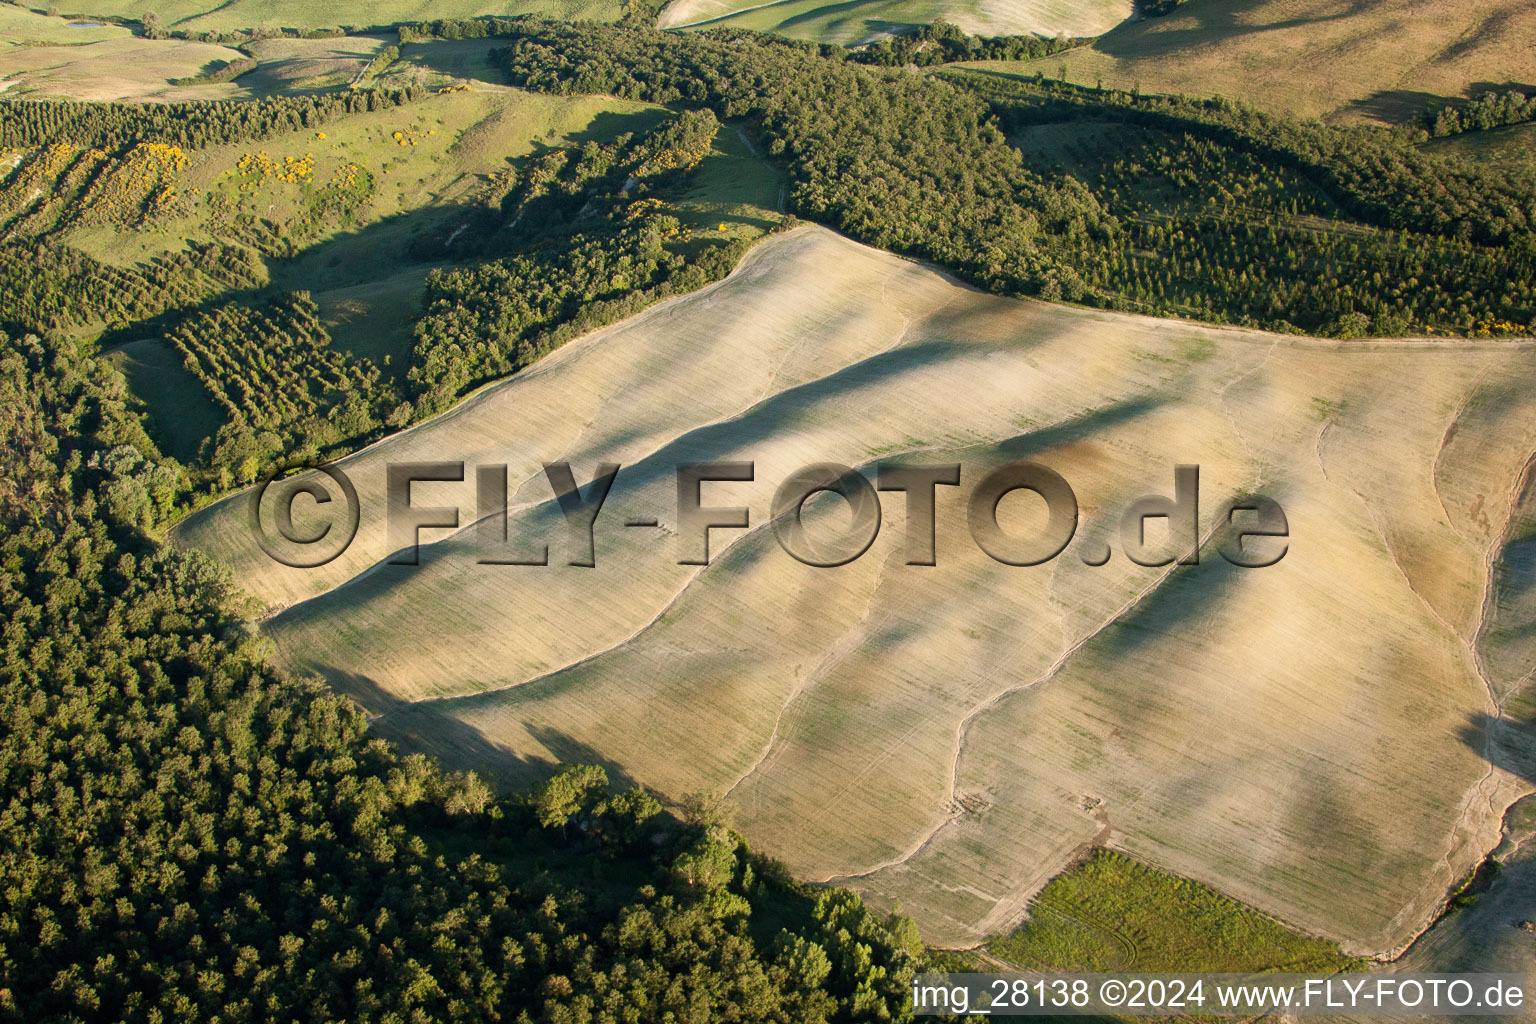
[948, 0, 1536, 122]
[659, 0, 1130, 45]
[0, 6, 126, 47]
[0, 7, 612, 100]
[51, 80, 779, 454]
[0, 34, 247, 100]
[108, 338, 226, 462]
[21, 0, 621, 32]
[298, 103, 782, 371]
[61, 87, 631, 271]
[1422, 122, 1536, 172]
[174, 225, 1536, 956]
[672, 121, 785, 240]
[234, 35, 392, 94]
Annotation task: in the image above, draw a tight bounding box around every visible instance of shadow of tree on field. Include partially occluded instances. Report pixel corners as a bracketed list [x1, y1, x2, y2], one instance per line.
[1381, 710, 1536, 974]
[1340, 89, 1453, 126]
[322, 661, 644, 792]
[1341, 81, 1536, 126]
[1091, 0, 1381, 64]
[1467, 81, 1536, 99]
[1460, 709, 1536, 790]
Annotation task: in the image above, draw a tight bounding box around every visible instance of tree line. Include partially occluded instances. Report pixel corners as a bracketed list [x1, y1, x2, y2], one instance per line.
[964, 73, 1536, 248]
[1426, 87, 1536, 137]
[850, 19, 1079, 67]
[0, 88, 421, 151]
[495, 23, 1112, 302]
[0, 241, 262, 338]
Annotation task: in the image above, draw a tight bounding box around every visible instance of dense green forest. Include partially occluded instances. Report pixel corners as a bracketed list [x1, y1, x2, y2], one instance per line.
[966, 74, 1536, 334]
[497, 24, 1112, 305]
[489, 20, 1535, 337]
[0, 328, 919, 1021]
[0, 242, 262, 338]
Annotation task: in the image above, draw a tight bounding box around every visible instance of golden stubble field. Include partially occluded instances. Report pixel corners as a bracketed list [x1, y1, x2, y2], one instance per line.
[175, 225, 1536, 955]
[960, 0, 1536, 122]
[657, 0, 1132, 45]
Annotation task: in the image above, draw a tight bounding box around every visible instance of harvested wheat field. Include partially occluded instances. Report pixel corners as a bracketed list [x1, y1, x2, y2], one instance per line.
[1353, 794, 1536, 1020]
[658, 0, 1131, 45]
[175, 225, 1536, 955]
[958, 0, 1536, 122]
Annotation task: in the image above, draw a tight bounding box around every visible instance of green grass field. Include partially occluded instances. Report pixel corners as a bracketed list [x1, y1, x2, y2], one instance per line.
[0, 6, 126, 47]
[1422, 123, 1536, 172]
[387, 37, 506, 87]
[311, 266, 430, 374]
[990, 851, 1360, 973]
[672, 122, 785, 241]
[109, 338, 227, 462]
[235, 35, 390, 94]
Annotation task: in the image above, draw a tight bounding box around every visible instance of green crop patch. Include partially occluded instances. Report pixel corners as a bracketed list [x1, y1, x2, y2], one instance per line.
[991, 851, 1361, 973]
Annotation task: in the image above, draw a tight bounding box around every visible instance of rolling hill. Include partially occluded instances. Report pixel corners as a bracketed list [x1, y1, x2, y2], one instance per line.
[14, 0, 622, 34]
[72, 82, 782, 461]
[0, 7, 595, 100]
[657, 0, 1131, 46]
[175, 224, 1536, 954]
[6, 0, 1536, 1015]
[954, 0, 1536, 122]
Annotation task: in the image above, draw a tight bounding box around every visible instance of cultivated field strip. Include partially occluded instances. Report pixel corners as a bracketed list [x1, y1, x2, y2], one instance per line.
[178, 226, 1536, 955]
